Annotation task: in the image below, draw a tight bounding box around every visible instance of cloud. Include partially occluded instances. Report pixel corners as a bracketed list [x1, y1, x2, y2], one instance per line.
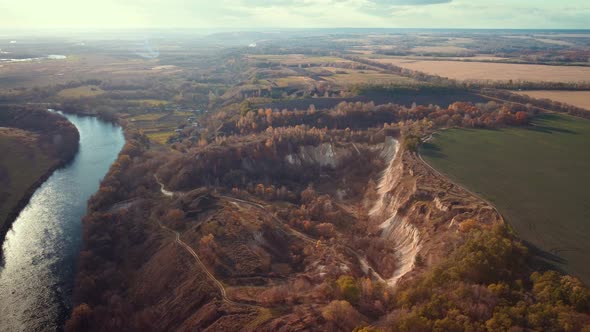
[374, 0, 451, 5]
[358, 0, 452, 18]
[0, 0, 588, 29]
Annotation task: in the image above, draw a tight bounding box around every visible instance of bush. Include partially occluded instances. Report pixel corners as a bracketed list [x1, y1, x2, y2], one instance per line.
[322, 300, 362, 330]
[336, 275, 361, 304]
[403, 135, 421, 152]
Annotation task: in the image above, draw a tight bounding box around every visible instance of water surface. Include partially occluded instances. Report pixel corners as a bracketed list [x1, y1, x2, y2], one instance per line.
[0, 113, 124, 332]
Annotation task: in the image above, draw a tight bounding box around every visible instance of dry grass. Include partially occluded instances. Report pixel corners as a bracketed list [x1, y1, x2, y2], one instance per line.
[371, 58, 590, 83]
[151, 65, 178, 70]
[534, 38, 574, 46]
[173, 110, 195, 116]
[247, 54, 351, 65]
[410, 46, 472, 54]
[132, 99, 169, 106]
[308, 67, 416, 86]
[57, 85, 105, 98]
[328, 70, 414, 86]
[130, 113, 165, 121]
[359, 54, 508, 61]
[0, 54, 176, 89]
[514, 90, 590, 110]
[273, 76, 316, 88]
[145, 131, 175, 144]
[245, 308, 273, 331]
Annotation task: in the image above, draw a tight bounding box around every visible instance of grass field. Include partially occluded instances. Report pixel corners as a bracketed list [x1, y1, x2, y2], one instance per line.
[421, 114, 590, 284]
[308, 67, 417, 86]
[57, 85, 105, 98]
[145, 131, 175, 144]
[273, 76, 316, 88]
[515, 90, 590, 111]
[371, 58, 590, 82]
[410, 46, 472, 54]
[247, 54, 351, 65]
[129, 113, 166, 121]
[131, 99, 169, 106]
[0, 129, 55, 229]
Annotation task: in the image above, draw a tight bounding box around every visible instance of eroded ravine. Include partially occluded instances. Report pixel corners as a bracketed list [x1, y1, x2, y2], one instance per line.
[370, 137, 421, 286]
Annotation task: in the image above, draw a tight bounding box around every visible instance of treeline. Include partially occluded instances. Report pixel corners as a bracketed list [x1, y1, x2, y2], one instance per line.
[165, 99, 533, 193]
[223, 99, 532, 137]
[347, 56, 590, 91]
[0, 106, 79, 161]
[67, 132, 163, 331]
[480, 88, 590, 119]
[468, 80, 590, 91]
[162, 125, 388, 193]
[381, 226, 590, 331]
[376, 49, 475, 58]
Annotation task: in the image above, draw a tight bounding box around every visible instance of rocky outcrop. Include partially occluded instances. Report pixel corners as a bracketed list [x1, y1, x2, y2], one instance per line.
[285, 142, 351, 168]
[369, 137, 421, 286]
[369, 136, 502, 286]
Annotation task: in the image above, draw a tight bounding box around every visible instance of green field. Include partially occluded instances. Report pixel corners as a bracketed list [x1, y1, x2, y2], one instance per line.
[421, 114, 590, 284]
[57, 85, 105, 98]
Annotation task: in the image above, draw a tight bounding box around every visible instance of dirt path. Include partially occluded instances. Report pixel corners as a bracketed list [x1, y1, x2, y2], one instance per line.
[221, 195, 386, 283]
[154, 175, 174, 197]
[153, 217, 242, 305]
[154, 175, 386, 284]
[153, 177, 259, 308]
[220, 195, 316, 244]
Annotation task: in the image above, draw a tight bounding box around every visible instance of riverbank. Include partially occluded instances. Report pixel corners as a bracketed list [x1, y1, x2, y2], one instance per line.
[0, 152, 75, 254]
[0, 107, 79, 254]
[0, 112, 125, 332]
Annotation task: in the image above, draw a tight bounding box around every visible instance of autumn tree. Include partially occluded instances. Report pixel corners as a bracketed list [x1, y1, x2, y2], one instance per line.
[165, 208, 185, 229]
[301, 184, 318, 204]
[199, 233, 218, 267]
[402, 135, 421, 152]
[336, 275, 361, 304]
[65, 303, 94, 332]
[316, 222, 336, 238]
[322, 300, 362, 331]
[515, 111, 529, 125]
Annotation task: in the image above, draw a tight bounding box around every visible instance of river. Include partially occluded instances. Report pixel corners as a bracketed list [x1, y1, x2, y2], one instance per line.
[0, 112, 125, 332]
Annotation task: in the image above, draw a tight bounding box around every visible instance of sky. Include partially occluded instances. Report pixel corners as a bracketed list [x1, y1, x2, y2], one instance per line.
[0, 0, 589, 30]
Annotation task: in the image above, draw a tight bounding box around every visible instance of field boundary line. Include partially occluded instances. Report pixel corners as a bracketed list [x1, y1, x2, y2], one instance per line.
[417, 137, 507, 226]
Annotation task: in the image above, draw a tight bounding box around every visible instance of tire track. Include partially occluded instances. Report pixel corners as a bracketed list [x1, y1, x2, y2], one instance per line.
[153, 176, 256, 308]
[220, 196, 386, 283]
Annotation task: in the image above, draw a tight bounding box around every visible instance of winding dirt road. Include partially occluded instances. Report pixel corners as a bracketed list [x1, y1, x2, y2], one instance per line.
[153, 175, 252, 307]
[220, 195, 316, 244]
[220, 195, 386, 283]
[154, 176, 386, 283]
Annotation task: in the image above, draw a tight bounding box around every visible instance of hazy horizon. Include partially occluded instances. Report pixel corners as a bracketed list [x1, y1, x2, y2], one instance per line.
[1, 0, 588, 30]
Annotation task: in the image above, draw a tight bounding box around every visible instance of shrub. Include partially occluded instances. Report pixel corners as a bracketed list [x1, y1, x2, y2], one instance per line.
[336, 275, 361, 304]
